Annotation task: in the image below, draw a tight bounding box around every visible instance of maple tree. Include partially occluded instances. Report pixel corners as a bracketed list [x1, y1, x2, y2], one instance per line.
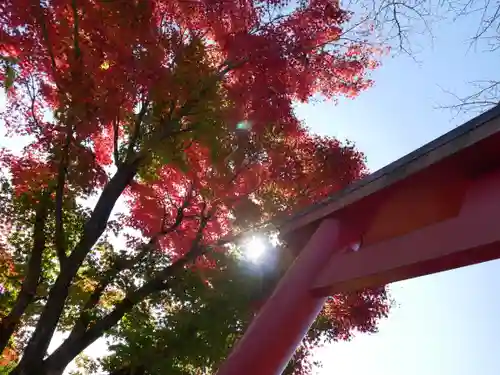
[0, 1, 388, 374]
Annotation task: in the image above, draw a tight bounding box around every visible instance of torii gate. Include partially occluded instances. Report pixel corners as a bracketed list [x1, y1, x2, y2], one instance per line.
[216, 105, 500, 375]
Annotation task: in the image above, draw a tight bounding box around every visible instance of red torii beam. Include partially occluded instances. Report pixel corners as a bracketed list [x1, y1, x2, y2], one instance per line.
[216, 105, 500, 375]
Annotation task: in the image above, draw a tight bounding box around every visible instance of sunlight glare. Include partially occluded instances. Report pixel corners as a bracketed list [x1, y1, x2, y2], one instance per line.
[245, 236, 267, 262]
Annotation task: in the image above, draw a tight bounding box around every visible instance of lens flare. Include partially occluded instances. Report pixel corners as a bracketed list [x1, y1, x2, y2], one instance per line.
[245, 236, 267, 262]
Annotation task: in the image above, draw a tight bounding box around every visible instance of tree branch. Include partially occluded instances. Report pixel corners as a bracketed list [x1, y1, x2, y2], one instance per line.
[439, 80, 500, 115]
[69, 244, 150, 339]
[69, 186, 196, 338]
[112, 118, 121, 166]
[125, 100, 149, 163]
[54, 0, 84, 266]
[54, 129, 71, 265]
[36, 10, 61, 90]
[44, 211, 212, 372]
[25, 74, 42, 131]
[0, 194, 49, 353]
[88, 213, 210, 332]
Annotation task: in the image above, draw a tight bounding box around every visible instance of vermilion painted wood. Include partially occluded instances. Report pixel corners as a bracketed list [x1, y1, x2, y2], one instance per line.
[216, 219, 357, 375]
[313, 168, 500, 296]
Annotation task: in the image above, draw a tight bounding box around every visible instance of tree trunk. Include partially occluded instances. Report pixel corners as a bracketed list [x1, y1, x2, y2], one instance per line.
[39, 331, 98, 375]
[0, 198, 48, 353]
[40, 280, 158, 373]
[12, 163, 139, 375]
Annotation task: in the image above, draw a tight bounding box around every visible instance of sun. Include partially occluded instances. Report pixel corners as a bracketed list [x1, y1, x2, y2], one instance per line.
[245, 236, 267, 262]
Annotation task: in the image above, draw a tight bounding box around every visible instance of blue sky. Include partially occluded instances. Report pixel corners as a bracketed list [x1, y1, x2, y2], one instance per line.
[293, 10, 500, 375]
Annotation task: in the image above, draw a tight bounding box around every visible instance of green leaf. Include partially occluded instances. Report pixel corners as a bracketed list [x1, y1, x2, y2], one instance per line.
[3, 65, 15, 92]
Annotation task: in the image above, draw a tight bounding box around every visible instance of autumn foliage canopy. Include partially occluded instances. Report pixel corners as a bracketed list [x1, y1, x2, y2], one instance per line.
[0, 1, 389, 374]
